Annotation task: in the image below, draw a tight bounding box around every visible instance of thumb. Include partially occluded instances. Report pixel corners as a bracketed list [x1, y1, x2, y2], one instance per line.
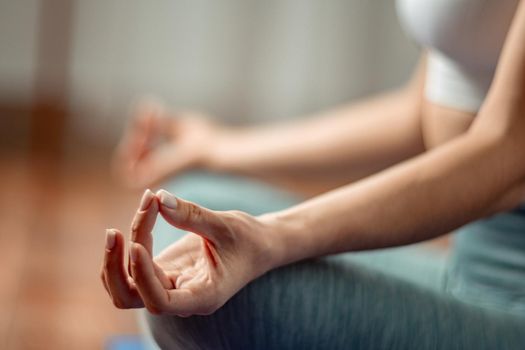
[155, 190, 226, 243]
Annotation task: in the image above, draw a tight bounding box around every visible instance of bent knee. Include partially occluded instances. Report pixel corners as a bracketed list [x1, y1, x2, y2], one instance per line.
[145, 260, 353, 349]
[145, 292, 257, 350]
[145, 266, 294, 349]
[146, 313, 216, 350]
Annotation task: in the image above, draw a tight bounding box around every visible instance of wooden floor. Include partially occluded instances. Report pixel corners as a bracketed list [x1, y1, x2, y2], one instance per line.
[0, 155, 142, 350]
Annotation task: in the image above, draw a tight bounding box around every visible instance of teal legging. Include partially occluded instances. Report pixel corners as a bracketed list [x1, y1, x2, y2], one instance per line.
[140, 172, 525, 350]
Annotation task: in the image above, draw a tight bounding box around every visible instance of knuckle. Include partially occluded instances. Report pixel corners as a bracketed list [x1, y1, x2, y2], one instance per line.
[181, 201, 202, 225]
[226, 209, 244, 217]
[189, 202, 202, 219]
[133, 209, 147, 223]
[224, 210, 249, 223]
[131, 217, 143, 234]
[130, 226, 140, 239]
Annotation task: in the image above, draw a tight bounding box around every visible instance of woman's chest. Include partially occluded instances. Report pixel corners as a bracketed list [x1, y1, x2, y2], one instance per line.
[396, 0, 518, 70]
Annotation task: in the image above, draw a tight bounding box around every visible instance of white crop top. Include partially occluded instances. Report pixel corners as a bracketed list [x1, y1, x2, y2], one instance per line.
[396, 0, 518, 112]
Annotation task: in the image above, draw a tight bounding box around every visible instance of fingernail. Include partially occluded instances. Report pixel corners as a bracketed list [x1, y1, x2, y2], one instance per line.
[106, 229, 116, 249]
[157, 189, 177, 209]
[139, 189, 154, 210]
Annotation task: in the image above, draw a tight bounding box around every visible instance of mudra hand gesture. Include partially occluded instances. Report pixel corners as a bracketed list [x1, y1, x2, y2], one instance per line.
[101, 189, 278, 316]
[112, 98, 222, 188]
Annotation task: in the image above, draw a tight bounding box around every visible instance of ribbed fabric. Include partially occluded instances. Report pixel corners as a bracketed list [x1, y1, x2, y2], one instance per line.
[448, 207, 525, 317]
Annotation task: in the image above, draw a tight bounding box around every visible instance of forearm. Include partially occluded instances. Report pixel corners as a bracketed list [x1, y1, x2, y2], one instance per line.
[265, 128, 524, 266]
[207, 87, 424, 186]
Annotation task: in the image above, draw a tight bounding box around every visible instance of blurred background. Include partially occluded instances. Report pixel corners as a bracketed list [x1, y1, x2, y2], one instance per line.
[0, 0, 418, 349]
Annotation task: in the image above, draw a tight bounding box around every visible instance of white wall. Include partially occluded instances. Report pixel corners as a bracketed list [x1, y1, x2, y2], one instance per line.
[0, 0, 420, 145]
[0, 0, 39, 104]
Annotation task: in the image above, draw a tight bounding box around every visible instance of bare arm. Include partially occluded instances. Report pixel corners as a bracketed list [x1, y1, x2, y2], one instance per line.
[116, 58, 426, 193]
[264, 0, 525, 266]
[207, 58, 427, 191]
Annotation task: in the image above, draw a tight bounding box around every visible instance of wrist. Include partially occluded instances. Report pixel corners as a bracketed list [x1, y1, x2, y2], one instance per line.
[258, 209, 312, 269]
[202, 127, 239, 173]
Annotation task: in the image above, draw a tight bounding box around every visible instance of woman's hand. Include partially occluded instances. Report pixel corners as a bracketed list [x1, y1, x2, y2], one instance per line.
[113, 98, 223, 188]
[101, 189, 279, 316]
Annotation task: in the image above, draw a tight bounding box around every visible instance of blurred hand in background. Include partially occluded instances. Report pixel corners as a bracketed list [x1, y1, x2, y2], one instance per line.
[113, 98, 222, 188]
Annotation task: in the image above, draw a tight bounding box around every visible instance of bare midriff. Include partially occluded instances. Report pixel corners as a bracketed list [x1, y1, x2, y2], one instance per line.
[421, 100, 476, 149]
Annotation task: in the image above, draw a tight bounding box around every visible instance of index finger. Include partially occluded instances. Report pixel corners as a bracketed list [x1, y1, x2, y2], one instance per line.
[130, 189, 159, 255]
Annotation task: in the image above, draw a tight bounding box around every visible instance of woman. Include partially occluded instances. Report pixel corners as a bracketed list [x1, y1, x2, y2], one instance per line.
[101, 0, 525, 348]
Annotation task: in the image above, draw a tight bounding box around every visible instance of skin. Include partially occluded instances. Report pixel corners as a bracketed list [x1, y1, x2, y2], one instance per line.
[112, 59, 427, 195]
[102, 1, 525, 316]
[101, 189, 275, 315]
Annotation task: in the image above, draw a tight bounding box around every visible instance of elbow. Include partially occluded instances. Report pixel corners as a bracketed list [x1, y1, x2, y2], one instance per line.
[472, 91, 525, 154]
[468, 114, 525, 214]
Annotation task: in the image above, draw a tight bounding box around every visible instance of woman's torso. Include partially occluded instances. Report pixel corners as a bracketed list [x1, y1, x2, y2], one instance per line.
[397, 0, 519, 147]
[396, 0, 525, 315]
